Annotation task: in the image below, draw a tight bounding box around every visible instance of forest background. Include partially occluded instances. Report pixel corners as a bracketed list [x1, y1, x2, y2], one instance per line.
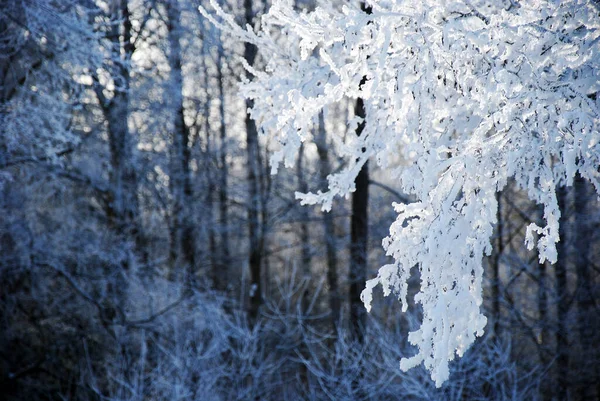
[1, 0, 599, 400]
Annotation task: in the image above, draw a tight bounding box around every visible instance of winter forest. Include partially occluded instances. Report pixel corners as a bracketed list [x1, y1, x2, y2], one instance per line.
[2, 0, 600, 399]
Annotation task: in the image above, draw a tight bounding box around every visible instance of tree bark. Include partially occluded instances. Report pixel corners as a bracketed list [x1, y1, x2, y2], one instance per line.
[492, 191, 503, 338]
[99, 0, 144, 268]
[349, 2, 372, 343]
[166, 0, 197, 283]
[204, 67, 217, 285]
[297, 143, 312, 314]
[215, 37, 230, 293]
[315, 112, 340, 331]
[536, 203, 550, 401]
[573, 174, 597, 401]
[555, 186, 570, 401]
[349, 96, 369, 342]
[244, 0, 263, 325]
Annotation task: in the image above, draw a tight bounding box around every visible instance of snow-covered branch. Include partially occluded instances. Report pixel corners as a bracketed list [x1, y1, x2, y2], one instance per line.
[204, 0, 600, 386]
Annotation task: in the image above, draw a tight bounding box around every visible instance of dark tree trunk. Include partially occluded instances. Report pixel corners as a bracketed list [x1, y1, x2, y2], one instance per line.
[166, 0, 197, 283]
[215, 40, 230, 293]
[537, 204, 551, 401]
[349, 96, 369, 343]
[244, 0, 263, 325]
[205, 85, 217, 284]
[315, 112, 340, 331]
[297, 143, 312, 314]
[246, 107, 262, 324]
[555, 186, 570, 401]
[349, 2, 372, 344]
[538, 261, 549, 357]
[492, 191, 503, 338]
[573, 174, 597, 400]
[98, 0, 144, 269]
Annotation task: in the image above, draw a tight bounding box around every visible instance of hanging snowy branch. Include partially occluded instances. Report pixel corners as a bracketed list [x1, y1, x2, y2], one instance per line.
[201, 0, 600, 386]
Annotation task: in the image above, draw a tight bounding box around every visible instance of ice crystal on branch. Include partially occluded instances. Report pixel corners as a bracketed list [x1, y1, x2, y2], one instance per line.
[202, 0, 600, 386]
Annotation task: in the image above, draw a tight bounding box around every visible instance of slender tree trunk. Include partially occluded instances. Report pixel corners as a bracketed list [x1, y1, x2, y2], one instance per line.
[555, 186, 570, 401]
[538, 263, 549, 353]
[315, 112, 339, 331]
[244, 0, 263, 325]
[297, 143, 312, 314]
[166, 0, 197, 283]
[492, 191, 503, 338]
[215, 38, 230, 293]
[536, 204, 551, 400]
[106, 100, 139, 244]
[349, 3, 372, 343]
[193, 33, 218, 286]
[293, 0, 310, 304]
[349, 96, 369, 342]
[296, 142, 312, 390]
[100, 3, 141, 374]
[205, 95, 217, 282]
[99, 0, 145, 272]
[538, 262, 549, 347]
[260, 146, 270, 298]
[574, 174, 596, 400]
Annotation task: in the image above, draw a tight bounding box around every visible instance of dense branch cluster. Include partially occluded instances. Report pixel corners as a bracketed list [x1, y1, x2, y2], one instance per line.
[204, 0, 600, 385]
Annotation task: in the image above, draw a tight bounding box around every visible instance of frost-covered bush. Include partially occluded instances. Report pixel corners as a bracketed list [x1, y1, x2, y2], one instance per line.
[86, 272, 540, 401]
[0, 232, 539, 401]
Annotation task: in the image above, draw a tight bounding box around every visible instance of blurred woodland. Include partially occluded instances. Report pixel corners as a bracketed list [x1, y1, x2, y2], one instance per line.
[1, 0, 599, 400]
